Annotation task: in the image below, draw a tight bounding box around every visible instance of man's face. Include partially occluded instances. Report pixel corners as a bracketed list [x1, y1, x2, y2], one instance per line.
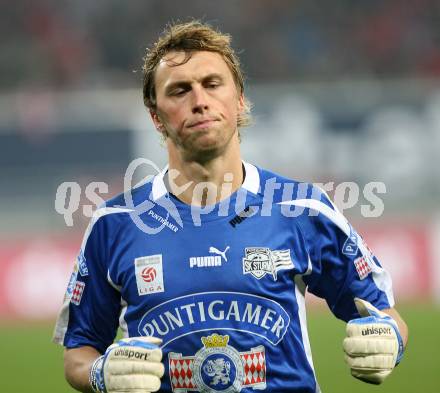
[151, 50, 244, 160]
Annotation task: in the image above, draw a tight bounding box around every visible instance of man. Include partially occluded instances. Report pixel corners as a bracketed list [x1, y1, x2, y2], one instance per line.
[54, 21, 408, 393]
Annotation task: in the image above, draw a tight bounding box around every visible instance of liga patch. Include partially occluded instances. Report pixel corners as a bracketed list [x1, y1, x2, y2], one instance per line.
[354, 256, 372, 280]
[134, 255, 164, 296]
[71, 281, 85, 305]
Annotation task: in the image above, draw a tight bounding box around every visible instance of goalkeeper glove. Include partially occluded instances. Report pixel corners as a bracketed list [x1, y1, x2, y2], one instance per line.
[343, 298, 404, 384]
[89, 336, 164, 393]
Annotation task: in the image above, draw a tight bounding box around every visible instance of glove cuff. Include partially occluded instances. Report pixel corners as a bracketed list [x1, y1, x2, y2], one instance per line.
[89, 355, 106, 393]
[393, 323, 405, 365]
[374, 312, 404, 365]
[371, 311, 405, 365]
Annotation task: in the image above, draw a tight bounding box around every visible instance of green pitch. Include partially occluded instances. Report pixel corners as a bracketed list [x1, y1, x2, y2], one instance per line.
[0, 303, 438, 393]
[309, 303, 439, 393]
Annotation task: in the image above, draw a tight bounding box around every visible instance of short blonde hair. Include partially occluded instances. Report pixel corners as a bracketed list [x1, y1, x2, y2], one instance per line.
[142, 20, 252, 129]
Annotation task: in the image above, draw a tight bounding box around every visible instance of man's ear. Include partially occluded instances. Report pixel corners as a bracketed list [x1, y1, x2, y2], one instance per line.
[238, 93, 245, 114]
[150, 110, 166, 135]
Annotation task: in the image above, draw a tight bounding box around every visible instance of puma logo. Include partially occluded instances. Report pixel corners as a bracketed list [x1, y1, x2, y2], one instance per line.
[209, 246, 230, 262]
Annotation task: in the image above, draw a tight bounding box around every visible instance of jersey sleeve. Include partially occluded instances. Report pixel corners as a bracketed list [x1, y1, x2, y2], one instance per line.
[298, 189, 394, 322]
[53, 210, 121, 354]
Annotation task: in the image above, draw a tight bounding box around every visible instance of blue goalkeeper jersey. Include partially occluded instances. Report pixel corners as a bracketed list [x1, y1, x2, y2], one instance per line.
[54, 162, 394, 393]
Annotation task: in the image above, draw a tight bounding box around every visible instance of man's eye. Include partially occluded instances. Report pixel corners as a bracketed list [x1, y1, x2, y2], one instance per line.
[173, 89, 186, 96]
[207, 83, 219, 88]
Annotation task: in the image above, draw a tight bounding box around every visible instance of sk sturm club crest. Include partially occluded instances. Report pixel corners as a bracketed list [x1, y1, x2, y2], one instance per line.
[169, 334, 266, 392]
[242, 248, 294, 280]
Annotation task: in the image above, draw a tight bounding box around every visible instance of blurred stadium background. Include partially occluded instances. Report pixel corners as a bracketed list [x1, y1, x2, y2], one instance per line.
[1, 1, 439, 392]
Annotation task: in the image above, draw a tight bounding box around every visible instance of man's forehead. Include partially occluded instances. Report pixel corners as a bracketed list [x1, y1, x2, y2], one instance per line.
[155, 51, 231, 84]
[159, 50, 226, 68]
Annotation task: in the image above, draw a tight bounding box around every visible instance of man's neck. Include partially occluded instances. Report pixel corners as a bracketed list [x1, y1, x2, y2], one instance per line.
[165, 147, 243, 207]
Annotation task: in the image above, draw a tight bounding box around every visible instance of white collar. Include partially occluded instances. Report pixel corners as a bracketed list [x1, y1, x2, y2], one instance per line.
[151, 161, 260, 201]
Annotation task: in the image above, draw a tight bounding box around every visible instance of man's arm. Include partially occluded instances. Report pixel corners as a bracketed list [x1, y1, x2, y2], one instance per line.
[64, 338, 164, 393]
[65, 346, 101, 392]
[64, 346, 101, 393]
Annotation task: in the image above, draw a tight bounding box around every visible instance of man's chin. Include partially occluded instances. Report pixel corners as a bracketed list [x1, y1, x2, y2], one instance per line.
[179, 128, 234, 161]
[185, 131, 221, 150]
[183, 140, 224, 162]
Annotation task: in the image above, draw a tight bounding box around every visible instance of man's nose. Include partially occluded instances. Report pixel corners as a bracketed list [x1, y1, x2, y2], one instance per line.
[191, 86, 209, 113]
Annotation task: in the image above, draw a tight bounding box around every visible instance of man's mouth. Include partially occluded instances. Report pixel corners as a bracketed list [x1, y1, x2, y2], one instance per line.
[188, 118, 218, 129]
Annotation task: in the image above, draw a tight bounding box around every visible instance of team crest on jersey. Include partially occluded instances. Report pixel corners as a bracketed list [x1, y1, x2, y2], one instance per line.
[242, 248, 294, 281]
[168, 333, 266, 393]
[134, 255, 164, 296]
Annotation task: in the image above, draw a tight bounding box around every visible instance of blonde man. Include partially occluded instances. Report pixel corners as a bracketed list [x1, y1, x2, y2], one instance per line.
[54, 21, 408, 393]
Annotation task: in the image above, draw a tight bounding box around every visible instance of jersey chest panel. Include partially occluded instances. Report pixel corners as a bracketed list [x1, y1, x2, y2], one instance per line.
[111, 211, 306, 342]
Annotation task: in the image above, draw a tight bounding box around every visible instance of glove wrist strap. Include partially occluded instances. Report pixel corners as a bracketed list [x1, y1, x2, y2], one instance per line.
[394, 326, 405, 365]
[383, 316, 405, 366]
[89, 355, 106, 393]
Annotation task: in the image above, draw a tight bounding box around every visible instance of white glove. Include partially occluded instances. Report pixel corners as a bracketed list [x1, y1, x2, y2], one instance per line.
[90, 336, 164, 393]
[343, 298, 404, 384]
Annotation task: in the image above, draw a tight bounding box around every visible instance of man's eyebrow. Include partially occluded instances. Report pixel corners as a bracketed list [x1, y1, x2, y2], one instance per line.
[201, 73, 224, 81]
[164, 73, 225, 93]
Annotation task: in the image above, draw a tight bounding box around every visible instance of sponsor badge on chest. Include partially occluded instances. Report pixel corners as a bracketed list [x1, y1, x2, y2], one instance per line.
[134, 254, 165, 296]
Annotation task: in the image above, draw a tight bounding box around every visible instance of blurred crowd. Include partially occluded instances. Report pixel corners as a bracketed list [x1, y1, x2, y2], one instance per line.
[1, 2, 439, 323]
[2, 0, 440, 90]
[1, 0, 440, 236]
